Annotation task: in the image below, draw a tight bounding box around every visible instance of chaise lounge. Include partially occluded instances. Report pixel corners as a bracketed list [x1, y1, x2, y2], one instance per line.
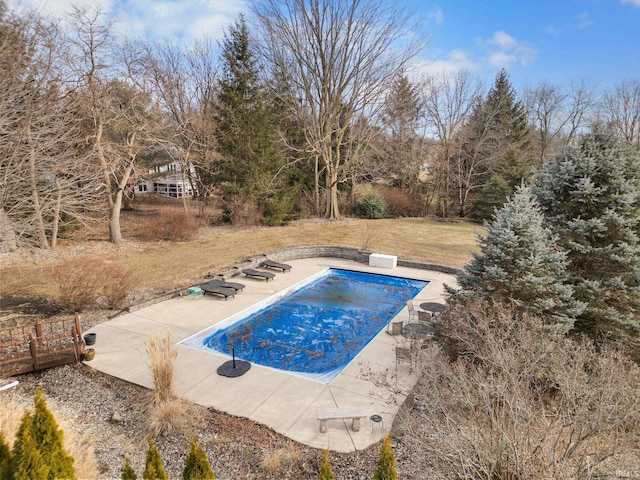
[200, 283, 237, 300]
[259, 259, 292, 273]
[201, 279, 246, 291]
[242, 268, 275, 281]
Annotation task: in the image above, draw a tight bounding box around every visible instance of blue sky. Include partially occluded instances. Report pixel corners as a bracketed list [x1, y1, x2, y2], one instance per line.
[8, 0, 640, 90]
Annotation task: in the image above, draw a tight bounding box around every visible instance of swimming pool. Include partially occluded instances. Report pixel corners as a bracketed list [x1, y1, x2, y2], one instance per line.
[181, 268, 428, 383]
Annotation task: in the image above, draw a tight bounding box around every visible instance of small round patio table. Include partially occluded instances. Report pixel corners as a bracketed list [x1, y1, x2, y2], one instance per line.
[419, 302, 446, 313]
[401, 323, 431, 340]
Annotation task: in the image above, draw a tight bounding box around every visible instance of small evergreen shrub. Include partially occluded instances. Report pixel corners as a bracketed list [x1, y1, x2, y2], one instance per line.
[143, 439, 167, 480]
[121, 456, 137, 480]
[31, 389, 75, 479]
[10, 413, 47, 480]
[372, 436, 398, 480]
[0, 432, 12, 480]
[317, 449, 335, 480]
[351, 192, 388, 219]
[182, 439, 215, 480]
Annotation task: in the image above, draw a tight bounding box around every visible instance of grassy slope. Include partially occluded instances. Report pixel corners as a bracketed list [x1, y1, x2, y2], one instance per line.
[1, 217, 481, 301]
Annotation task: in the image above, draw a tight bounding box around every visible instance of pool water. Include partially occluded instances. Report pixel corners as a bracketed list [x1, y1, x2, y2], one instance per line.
[181, 268, 428, 383]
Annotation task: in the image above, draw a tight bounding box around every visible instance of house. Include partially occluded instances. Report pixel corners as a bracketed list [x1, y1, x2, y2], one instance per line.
[135, 161, 198, 198]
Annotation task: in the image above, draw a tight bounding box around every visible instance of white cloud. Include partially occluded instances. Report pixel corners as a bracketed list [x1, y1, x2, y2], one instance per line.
[415, 49, 477, 77]
[576, 12, 593, 30]
[426, 8, 444, 24]
[621, 0, 640, 6]
[7, 0, 114, 18]
[489, 31, 516, 49]
[488, 51, 516, 68]
[7, 0, 247, 43]
[479, 31, 537, 67]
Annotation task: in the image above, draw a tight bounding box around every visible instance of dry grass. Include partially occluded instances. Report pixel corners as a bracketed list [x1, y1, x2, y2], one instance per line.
[261, 446, 302, 473]
[145, 331, 196, 438]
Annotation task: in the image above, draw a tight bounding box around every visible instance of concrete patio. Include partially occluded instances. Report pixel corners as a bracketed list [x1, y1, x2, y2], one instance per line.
[84, 257, 456, 452]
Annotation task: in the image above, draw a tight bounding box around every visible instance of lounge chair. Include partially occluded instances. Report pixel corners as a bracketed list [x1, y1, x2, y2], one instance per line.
[200, 283, 236, 300]
[242, 268, 275, 281]
[201, 279, 245, 291]
[260, 259, 292, 273]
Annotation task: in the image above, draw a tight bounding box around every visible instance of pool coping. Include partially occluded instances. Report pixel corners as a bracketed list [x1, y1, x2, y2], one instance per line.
[83, 257, 457, 453]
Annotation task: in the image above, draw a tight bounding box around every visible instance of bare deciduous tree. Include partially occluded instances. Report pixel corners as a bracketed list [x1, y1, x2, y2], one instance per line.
[599, 78, 640, 149]
[252, 0, 420, 218]
[141, 38, 220, 211]
[0, 5, 101, 250]
[422, 71, 482, 217]
[523, 78, 596, 164]
[66, 7, 160, 244]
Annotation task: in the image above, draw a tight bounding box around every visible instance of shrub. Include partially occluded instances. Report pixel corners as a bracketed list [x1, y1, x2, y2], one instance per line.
[351, 192, 388, 219]
[146, 332, 176, 403]
[403, 301, 640, 479]
[222, 194, 262, 226]
[101, 261, 140, 310]
[11, 413, 47, 480]
[31, 389, 75, 479]
[53, 257, 104, 312]
[317, 449, 335, 480]
[378, 187, 424, 217]
[140, 208, 199, 242]
[0, 432, 11, 480]
[182, 438, 215, 480]
[121, 456, 137, 480]
[372, 436, 398, 480]
[143, 438, 167, 480]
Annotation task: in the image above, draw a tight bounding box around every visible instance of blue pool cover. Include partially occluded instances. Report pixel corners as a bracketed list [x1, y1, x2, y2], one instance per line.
[181, 268, 428, 383]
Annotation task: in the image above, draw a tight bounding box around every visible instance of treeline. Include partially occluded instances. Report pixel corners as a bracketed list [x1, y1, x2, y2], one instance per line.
[1, 0, 638, 250]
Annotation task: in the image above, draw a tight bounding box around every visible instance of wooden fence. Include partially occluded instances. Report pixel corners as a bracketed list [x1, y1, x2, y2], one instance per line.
[0, 314, 85, 377]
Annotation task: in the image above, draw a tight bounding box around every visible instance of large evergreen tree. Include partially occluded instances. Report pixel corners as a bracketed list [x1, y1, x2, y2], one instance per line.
[213, 15, 294, 225]
[451, 186, 583, 332]
[461, 69, 534, 219]
[531, 130, 640, 347]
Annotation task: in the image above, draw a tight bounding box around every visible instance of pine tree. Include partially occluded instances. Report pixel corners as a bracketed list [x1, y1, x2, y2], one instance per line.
[452, 186, 583, 332]
[213, 14, 294, 225]
[372, 436, 398, 480]
[465, 69, 535, 219]
[11, 412, 47, 480]
[0, 431, 12, 480]
[121, 456, 137, 480]
[143, 439, 167, 480]
[182, 439, 215, 480]
[531, 129, 640, 346]
[317, 449, 335, 480]
[31, 389, 75, 480]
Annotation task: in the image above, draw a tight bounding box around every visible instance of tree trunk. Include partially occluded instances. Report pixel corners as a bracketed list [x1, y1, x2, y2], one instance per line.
[0, 208, 18, 253]
[28, 141, 49, 249]
[51, 178, 62, 249]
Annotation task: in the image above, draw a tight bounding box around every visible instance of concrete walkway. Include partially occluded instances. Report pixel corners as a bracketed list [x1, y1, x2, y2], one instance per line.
[84, 258, 456, 452]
